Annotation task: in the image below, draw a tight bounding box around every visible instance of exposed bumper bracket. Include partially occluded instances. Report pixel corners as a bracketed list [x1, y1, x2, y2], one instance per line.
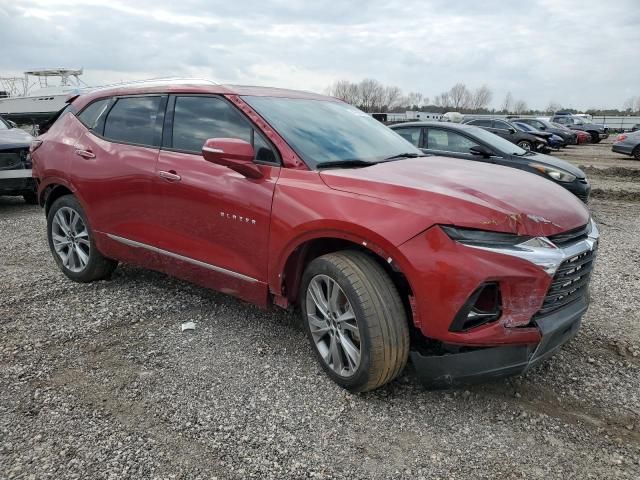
[411, 297, 587, 388]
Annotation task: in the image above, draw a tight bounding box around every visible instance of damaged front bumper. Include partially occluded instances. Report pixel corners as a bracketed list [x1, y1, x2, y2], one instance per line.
[411, 296, 586, 388]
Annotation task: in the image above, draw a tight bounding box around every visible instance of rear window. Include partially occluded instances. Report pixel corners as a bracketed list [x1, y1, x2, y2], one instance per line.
[77, 99, 110, 131]
[103, 96, 163, 147]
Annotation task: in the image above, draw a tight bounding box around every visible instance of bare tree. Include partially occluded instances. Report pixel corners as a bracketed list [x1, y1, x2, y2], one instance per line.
[326, 80, 360, 105]
[546, 101, 562, 114]
[358, 78, 385, 112]
[502, 92, 514, 113]
[513, 100, 528, 115]
[433, 92, 451, 108]
[406, 92, 424, 109]
[449, 83, 472, 110]
[471, 85, 492, 111]
[623, 96, 639, 113]
[382, 85, 404, 110]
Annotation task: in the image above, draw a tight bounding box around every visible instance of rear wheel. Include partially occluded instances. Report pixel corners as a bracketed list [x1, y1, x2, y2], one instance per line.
[634, 146, 640, 161]
[300, 250, 409, 392]
[47, 195, 117, 282]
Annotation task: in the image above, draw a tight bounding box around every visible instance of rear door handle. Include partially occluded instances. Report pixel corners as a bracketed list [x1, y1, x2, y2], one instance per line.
[75, 149, 96, 159]
[158, 170, 181, 182]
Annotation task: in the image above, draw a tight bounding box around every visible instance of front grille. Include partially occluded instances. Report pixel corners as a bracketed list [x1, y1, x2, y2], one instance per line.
[535, 247, 596, 317]
[0, 151, 22, 169]
[547, 224, 589, 246]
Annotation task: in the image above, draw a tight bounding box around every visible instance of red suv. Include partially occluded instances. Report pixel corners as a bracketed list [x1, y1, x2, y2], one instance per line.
[32, 80, 599, 392]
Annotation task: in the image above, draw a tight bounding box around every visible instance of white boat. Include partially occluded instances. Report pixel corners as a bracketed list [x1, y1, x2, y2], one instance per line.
[0, 68, 86, 126]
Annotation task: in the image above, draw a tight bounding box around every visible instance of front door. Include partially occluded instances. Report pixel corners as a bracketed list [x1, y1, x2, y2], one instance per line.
[153, 95, 281, 299]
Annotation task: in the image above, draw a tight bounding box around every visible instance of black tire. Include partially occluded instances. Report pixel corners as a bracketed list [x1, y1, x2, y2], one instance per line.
[633, 146, 640, 161]
[47, 195, 117, 282]
[517, 140, 532, 150]
[588, 131, 600, 143]
[300, 250, 409, 392]
[23, 192, 38, 204]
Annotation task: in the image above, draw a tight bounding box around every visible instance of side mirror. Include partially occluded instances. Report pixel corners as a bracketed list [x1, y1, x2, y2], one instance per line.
[469, 145, 493, 157]
[202, 138, 263, 179]
[539, 125, 546, 130]
[509, 128, 517, 134]
[7, 120, 17, 129]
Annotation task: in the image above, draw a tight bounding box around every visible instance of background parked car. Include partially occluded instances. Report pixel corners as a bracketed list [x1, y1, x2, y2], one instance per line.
[631, 123, 639, 132]
[513, 121, 564, 150]
[0, 114, 36, 203]
[391, 121, 590, 202]
[549, 114, 608, 143]
[512, 118, 577, 145]
[612, 131, 640, 160]
[550, 122, 590, 144]
[462, 118, 547, 152]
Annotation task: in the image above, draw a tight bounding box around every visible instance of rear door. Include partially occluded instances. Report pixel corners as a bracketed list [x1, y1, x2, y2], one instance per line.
[492, 120, 515, 140]
[153, 94, 281, 287]
[72, 95, 166, 245]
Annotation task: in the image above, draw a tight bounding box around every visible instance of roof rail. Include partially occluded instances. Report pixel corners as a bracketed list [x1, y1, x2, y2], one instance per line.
[84, 77, 219, 93]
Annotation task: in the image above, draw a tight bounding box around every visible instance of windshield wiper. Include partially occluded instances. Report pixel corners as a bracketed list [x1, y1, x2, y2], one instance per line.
[383, 152, 427, 161]
[316, 159, 378, 169]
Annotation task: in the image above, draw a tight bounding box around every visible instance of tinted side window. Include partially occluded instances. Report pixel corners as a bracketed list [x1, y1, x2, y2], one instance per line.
[171, 96, 277, 163]
[394, 127, 422, 147]
[427, 129, 478, 153]
[103, 96, 162, 147]
[77, 99, 111, 131]
[172, 96, 251, 152]
[469, 119, 492, 127]
[494, 121, 512, 130]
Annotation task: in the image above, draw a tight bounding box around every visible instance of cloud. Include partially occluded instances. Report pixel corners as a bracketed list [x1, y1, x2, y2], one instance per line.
[0, 0, 638, 109]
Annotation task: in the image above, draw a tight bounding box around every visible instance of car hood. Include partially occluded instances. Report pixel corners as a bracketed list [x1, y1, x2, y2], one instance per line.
[319, 157, 589, 238]
[521, 152, 586, 178]
[0, 128, 33, 149]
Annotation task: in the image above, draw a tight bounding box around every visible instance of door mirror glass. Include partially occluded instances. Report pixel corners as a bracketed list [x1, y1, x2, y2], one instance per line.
[202, 138, 263, 179]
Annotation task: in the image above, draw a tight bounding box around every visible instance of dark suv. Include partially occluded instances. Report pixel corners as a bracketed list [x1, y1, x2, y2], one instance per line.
[462, 118, 547, 152]
[0, 115, 37, 203]
[32, 80, 597, 392]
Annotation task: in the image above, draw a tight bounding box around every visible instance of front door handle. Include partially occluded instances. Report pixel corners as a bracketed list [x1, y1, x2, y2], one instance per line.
[75, 148, 96, 159]
[158, 170, 181, 182]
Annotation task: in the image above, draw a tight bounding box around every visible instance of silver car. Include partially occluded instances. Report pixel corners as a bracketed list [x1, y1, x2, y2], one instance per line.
[612, 130, 640, 160]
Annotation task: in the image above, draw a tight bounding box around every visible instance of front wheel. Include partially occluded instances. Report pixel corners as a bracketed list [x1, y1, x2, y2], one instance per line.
[300, 251, 409, 392]
[517, 140, 532, 150]
[47, 195, 118, 282]
[634, 146, 640, 161]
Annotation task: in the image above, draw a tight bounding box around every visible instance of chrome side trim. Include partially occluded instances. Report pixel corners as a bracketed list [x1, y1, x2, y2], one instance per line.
[106, 233, 258, 283]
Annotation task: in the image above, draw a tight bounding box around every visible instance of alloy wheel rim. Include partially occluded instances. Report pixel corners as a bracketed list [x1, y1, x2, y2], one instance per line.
[518, 141, 531, 150]
[306, 274, 361, 377]
[51, 207, 90, 273]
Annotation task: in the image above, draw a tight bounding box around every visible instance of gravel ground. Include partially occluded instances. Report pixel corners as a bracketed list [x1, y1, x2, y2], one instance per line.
[1, 161, 639, 478]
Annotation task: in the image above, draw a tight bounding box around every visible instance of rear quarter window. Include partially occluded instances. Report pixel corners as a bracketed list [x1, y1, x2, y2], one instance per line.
[77, 99, 111, 131]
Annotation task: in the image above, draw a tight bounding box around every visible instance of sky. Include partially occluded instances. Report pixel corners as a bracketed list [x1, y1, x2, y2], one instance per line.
[1, 0, 638, 111]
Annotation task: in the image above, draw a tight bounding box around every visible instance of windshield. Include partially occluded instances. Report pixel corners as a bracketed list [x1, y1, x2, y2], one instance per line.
[241, 96, 421, 168]
[463, 125, 528, 156]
